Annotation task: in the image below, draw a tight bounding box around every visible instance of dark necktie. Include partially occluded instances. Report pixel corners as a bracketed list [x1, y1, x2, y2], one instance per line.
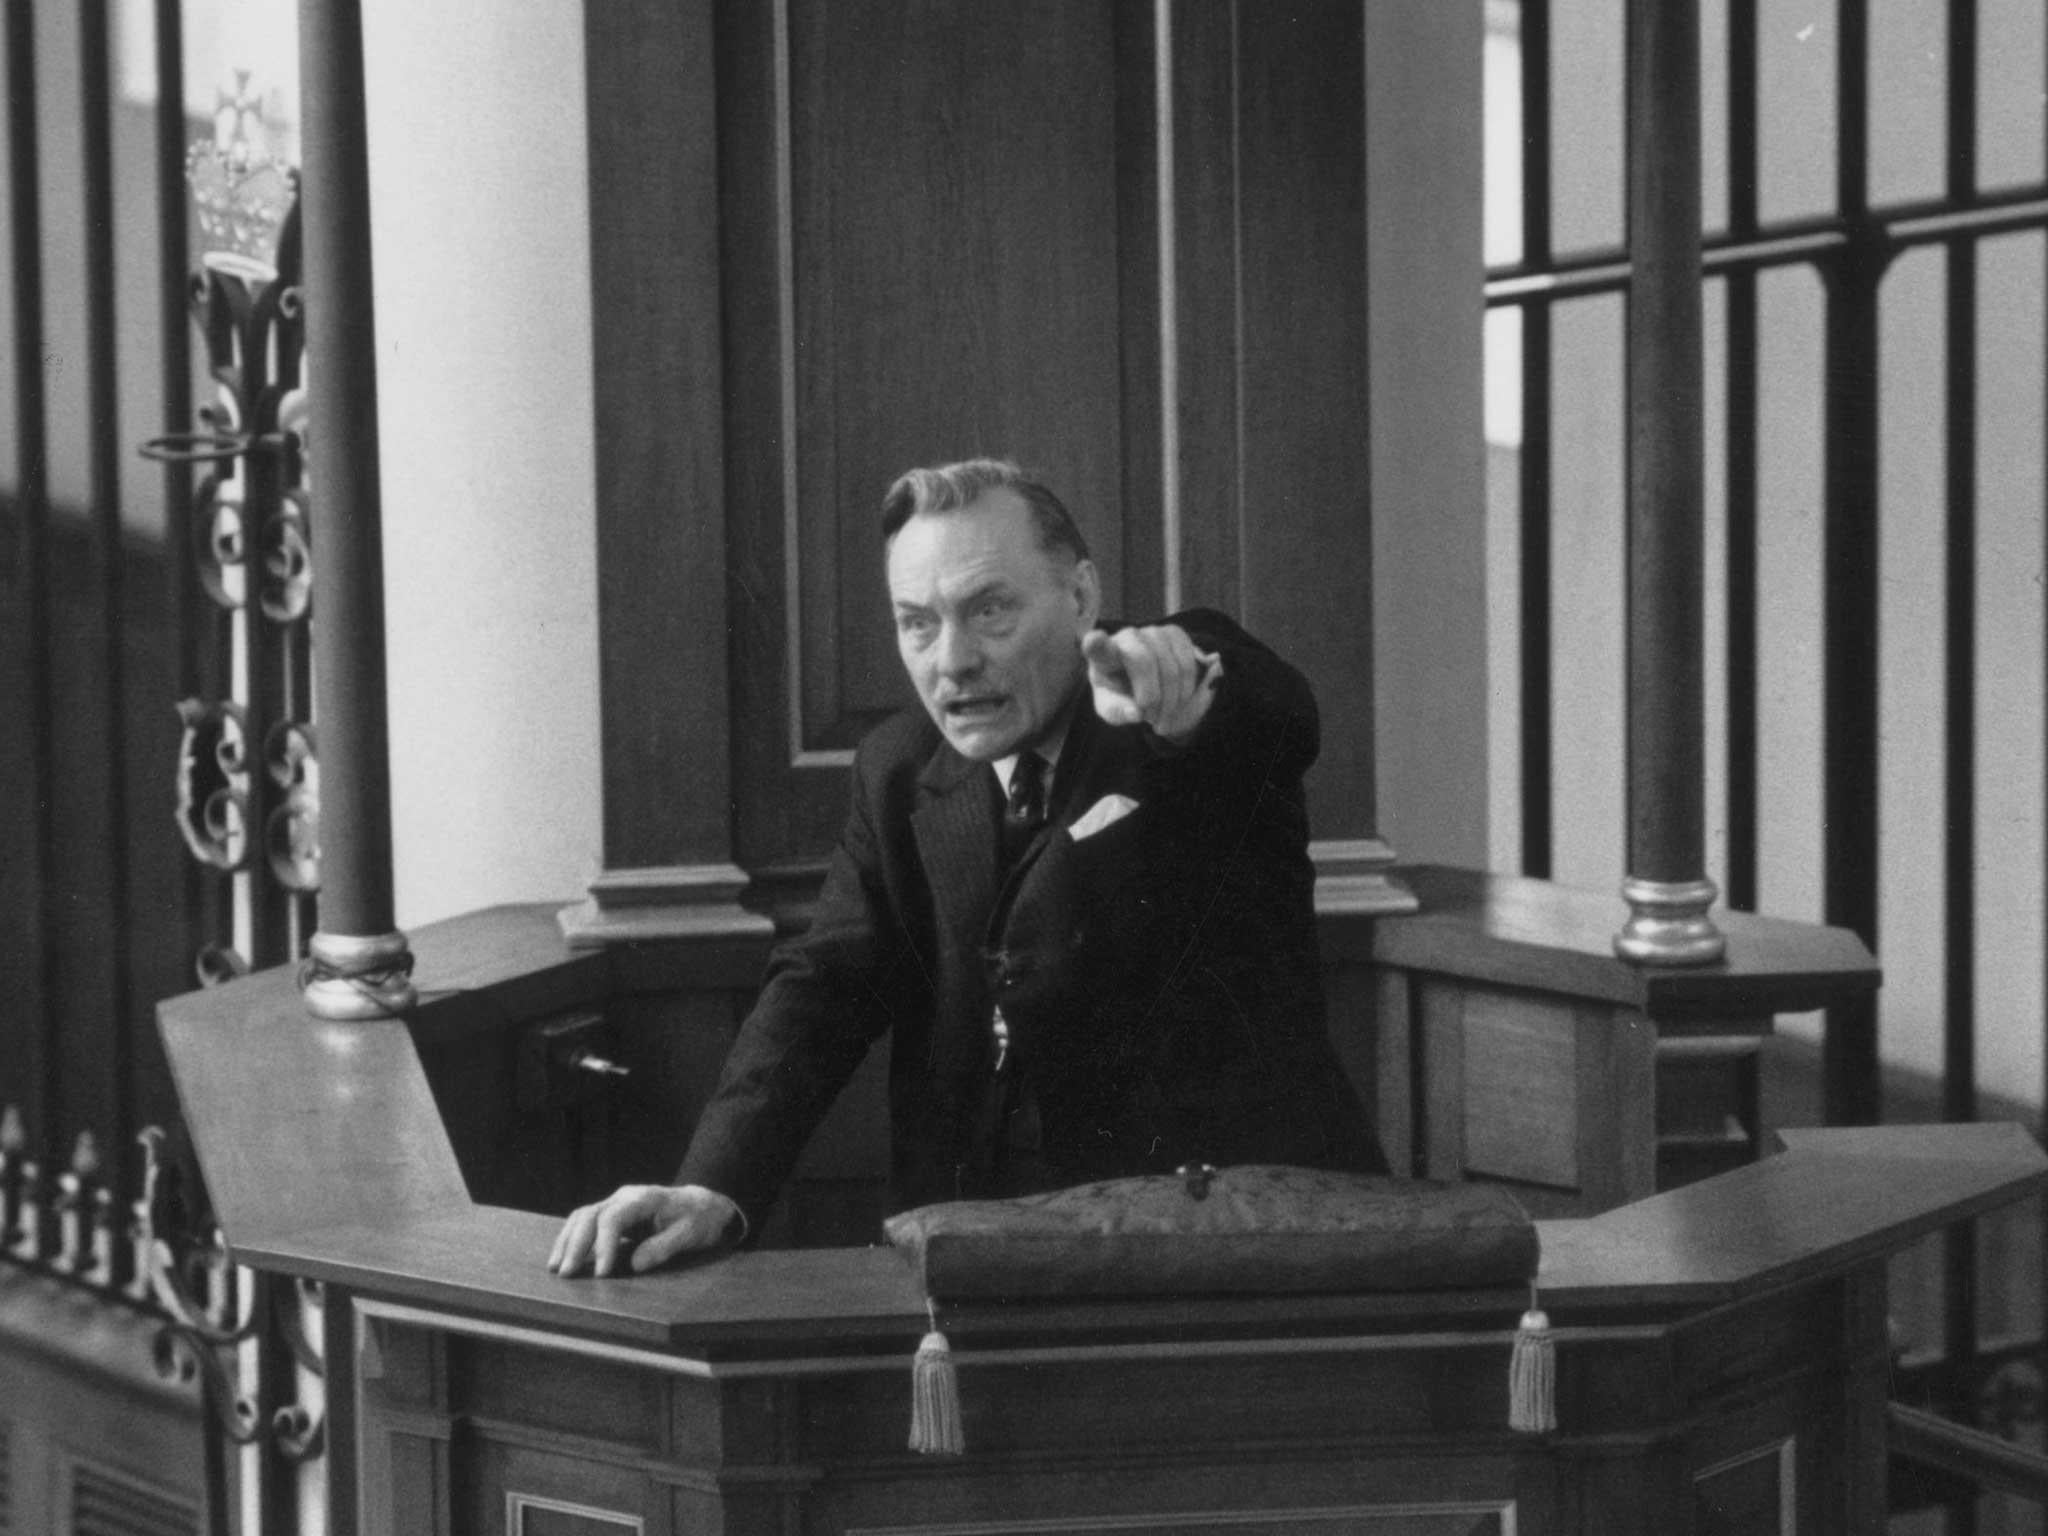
[1001, 750, 1048, 869]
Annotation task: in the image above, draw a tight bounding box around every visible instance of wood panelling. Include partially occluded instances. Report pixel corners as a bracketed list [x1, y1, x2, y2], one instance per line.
[722, 0, 1145, 873]
[1227, 0, 1376, 832]
[349, 1231, 1927, 1536]
[785, 0, 1132, 733]
[587, 0, 1458, 900]
[1461, 988, 1580, 1189]
[584, 0, 735, 873]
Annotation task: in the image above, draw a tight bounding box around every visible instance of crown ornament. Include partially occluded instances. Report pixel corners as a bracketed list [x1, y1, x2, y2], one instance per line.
[186, 70, 298, 282]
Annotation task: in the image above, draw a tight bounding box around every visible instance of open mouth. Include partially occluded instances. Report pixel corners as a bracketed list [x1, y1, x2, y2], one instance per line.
[942, 696, 1007, 724]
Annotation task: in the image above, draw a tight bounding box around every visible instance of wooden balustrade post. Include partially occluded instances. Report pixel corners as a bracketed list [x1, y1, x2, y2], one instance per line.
[298, 0, 416, 1019]
[1617, 0, 1725, 966]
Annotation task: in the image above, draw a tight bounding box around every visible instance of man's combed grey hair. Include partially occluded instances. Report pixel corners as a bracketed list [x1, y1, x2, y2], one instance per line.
[880, 458, 1092, 563]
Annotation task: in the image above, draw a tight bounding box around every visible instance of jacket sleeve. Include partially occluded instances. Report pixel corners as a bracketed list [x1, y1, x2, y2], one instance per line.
[674, 743, 919, 1228]
[1150, 607, 1322, 789]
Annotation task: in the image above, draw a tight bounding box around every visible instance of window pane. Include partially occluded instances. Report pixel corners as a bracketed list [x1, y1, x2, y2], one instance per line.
[1973, 233, 2046, 1103]
[1753, 265, 1826, 928]
[1979, 0, 2046, 191]
[1876, 246, 1947, 1082]
[1758, 0, 1838, 222]
[1869, 1, 1945, 206]
[1551, 0, 1624, 254]
[1485, 0, 1525, 267]
[1548, 295, 1626, 889]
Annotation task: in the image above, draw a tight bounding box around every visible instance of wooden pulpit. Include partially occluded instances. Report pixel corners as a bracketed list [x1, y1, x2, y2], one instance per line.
[161, 907, 2023, 1536]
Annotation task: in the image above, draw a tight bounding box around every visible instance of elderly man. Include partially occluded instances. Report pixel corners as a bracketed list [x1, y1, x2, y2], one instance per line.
[550, 459, 1381, 1276]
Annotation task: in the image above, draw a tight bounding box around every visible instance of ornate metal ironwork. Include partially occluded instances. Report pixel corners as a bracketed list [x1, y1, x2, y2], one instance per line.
[175, 698, 251, 872]
[147, 80, 317, 986]
[264, 719, 320, 894]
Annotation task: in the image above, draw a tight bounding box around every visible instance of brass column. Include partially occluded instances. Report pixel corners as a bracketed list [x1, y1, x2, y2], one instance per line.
[298, 0, 415, 1017]
[1616, 0, 1725, 965]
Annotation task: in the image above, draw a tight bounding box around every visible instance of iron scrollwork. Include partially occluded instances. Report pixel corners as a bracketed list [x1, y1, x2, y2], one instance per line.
[264, 719, 320, 894]
[175, 699, 251, 873]
[129, 1127, 330, 1482]
[149, 78, 318, 982]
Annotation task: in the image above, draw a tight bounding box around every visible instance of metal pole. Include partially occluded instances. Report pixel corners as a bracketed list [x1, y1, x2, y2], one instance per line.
[297, 0, 414, 1018]
[1616, 0, 1725, 965]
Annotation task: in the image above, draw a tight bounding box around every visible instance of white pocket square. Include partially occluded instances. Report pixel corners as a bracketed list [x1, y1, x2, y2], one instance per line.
[1069, 793, 1139, 841]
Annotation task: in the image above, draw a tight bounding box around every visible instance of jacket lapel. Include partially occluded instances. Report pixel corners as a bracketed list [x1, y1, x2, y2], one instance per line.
[911, 742, 1000, 1001]
[1043, 692, 1138, 833]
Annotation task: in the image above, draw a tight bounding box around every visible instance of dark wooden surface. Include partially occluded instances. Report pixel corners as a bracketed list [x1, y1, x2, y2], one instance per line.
[1368, 864, 1880, 1020]
[1536, 1120, 2043, 1305]
[583, 0, 1417, 898]
[159, 901, 2039, 1353]
[1227, 0, 1378, 833]
[164, 907, 2036, 1534]
[584, 0, 737, 872]
[353, 1234, 1901, 1533]
[254, 1115, 2047, 1357]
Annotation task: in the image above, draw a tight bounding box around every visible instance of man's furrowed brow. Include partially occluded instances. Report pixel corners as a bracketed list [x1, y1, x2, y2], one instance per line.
[951, 577, 1017, 608]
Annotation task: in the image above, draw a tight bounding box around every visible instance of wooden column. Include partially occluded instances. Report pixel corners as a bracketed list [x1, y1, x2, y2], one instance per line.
[557, 0, 768, 947]
[298, 0, 416, 1018]
[1161, 0, 1416, 915]
[1616, 0, 1724, 964]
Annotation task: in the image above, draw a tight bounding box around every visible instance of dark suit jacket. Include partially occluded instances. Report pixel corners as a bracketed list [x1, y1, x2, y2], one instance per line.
[678, 609, 1383, 1227]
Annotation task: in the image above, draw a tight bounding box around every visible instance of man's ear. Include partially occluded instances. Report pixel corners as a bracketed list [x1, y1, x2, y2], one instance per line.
[1070, 558, 1103, 633]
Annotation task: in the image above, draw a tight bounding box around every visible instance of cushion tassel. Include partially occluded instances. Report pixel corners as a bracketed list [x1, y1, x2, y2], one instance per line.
[1508, 1285, 1555, 1433]
[909, 1299, 965, 1454]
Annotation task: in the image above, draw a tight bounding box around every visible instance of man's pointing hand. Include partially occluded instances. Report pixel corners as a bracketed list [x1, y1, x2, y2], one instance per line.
[1083, 624, 1221, 743]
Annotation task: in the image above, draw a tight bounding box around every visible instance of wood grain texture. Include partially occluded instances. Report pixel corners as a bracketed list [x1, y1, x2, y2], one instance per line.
[724, 0, 1136, 873]
[1372, 865, 1880, 1021]
[1574, 1001, 1659, 1209]
[160, 905, 2040, 1363]
[1161, 0, 1243, 618]
[1418, 978, 1467, 1184]
[1461, 989, 1580, 1189]
[1231, 0, 1377, 839]
[1368, 968, 1414, 1176]
[355, 1247, 1899, 1534]
[220, 1120, 2044, 1361]
[1538, 1121, 2045, 1307]
[584, 0, 736, 871]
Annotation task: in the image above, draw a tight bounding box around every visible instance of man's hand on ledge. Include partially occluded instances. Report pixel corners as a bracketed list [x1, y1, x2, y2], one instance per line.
[1083, 625, 1220, 744]
[547, 1183, 742, 1278]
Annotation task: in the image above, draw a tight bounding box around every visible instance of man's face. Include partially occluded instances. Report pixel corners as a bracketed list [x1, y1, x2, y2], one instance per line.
[887, 488, 1101, 762]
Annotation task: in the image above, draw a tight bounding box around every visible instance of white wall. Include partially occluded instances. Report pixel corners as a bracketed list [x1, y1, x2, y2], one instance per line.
[361, 0, 601, 929]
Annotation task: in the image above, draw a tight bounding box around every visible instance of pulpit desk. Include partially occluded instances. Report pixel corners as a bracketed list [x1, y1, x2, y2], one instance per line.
[160, 952, 2041, 1536]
